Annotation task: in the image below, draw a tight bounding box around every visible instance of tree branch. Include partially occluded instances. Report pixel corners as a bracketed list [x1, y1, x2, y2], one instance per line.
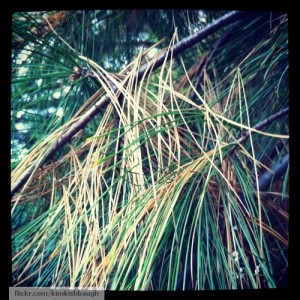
[228, 107, 289, 156]
[137, 11, 251, 80]
[11, 10, 253, 197]
[229, 107, 289, 203]
[193, 21, 240, 96]
[254, 153, 289, 191]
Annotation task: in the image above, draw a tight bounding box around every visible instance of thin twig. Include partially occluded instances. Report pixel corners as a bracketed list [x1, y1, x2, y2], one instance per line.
[228, 106, 289, 156]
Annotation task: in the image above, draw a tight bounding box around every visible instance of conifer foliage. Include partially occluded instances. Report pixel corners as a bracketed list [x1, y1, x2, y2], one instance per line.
[11, 10, 288, 289]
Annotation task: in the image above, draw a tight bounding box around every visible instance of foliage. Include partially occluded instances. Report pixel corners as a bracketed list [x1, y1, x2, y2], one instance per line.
[11, 10, 289, 290]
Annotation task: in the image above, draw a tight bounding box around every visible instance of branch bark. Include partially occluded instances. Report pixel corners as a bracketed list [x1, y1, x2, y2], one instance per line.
[228, 107, 289, 156]
[193, 21, 240, 95]
[137, 11, 251, 80]
[254, 153, 289, 191]
[11, 10, 254, 197]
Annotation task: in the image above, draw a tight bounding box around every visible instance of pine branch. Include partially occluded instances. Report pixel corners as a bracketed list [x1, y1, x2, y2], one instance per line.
[11, 10, 254, 197]
[137, 11, 251, 80]
[254, 153, 289, 191]
[228, 107, 289, 156]
[193, 21, 240, 95]
[231, 107, 289, 205]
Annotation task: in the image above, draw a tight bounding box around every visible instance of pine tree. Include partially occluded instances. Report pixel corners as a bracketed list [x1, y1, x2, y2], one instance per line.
[11, 10, 288, 289]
